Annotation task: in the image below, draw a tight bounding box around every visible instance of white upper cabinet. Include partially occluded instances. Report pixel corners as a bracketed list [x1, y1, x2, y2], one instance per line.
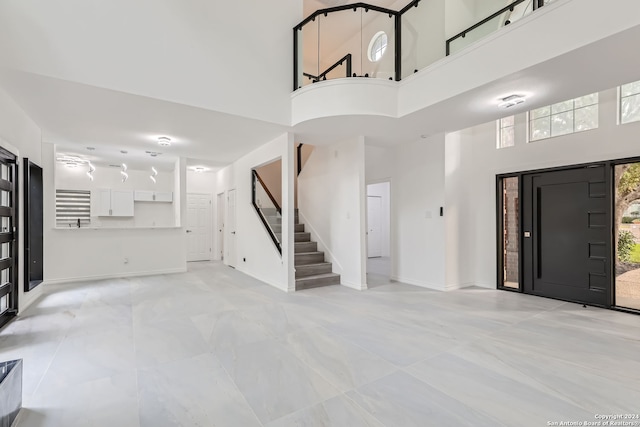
[134, 190, 173, 202]
[98, 189, 134, 217]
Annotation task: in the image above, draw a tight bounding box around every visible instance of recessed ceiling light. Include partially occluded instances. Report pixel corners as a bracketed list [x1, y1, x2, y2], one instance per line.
[120, 150, 128, 154]
[158, 137, 172, 147]
[498, 94, 526, 109]
[145, 151, 163, 157]
[86, 147, 95, 151]
[193, 167, 206, 173]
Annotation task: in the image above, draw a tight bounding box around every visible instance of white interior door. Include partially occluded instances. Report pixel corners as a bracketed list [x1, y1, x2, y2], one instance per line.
[217, 192, 225, 260]
[367, 195, 382, 258]
[227, 189, 237, 267]
[186, 193, 212, 262]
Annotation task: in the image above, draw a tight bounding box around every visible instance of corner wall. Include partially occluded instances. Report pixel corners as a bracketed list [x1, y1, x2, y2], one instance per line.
[216, 133, 295, 291]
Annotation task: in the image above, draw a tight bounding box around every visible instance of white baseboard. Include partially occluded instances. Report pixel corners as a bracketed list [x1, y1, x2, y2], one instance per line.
[44, 267, 188, 285]
[341, 280, 367, 291]
[444, 281, 475, 291]
[390, 275, 446, 291]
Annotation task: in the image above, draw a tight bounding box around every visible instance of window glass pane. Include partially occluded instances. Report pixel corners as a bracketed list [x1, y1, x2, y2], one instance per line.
[551, 100, 574, 114]
[502, 177, 519, 289]
[530, 117, 550, 141]
[621, 80, 640, 98]
[575, 105, 598, 132]
[501, 127, 515, 148]
[0, 243, 8, 259]
[500, 115, 515, 128]
[0, 191, 8, 208]
[574, 93, 598, 108]
[621, 93, 640, 124]
[0, 165, 7, 181]
[530, 106, 550, 120]
[551, 111, 574, 136]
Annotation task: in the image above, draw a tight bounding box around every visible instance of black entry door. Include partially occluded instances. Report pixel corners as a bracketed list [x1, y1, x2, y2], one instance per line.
[0, 149, 18, 329]
[522, 165, 610, 307]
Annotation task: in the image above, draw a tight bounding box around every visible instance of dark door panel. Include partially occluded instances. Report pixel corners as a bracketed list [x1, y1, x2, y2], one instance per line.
[523, 166, 610, 307]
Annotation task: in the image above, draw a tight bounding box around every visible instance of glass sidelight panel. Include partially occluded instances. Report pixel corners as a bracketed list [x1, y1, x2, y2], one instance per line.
[615, 163, 640, 310]
[502, 177, 520, 289]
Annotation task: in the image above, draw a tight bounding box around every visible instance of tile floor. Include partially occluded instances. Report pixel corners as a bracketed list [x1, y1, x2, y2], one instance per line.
[1, 261, 639, 426]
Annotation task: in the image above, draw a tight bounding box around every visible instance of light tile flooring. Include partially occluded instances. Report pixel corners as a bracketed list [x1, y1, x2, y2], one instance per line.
[1, 262, 640, 426]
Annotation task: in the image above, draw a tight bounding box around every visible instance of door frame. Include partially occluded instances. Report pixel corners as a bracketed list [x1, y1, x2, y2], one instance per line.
[216, 192, 225, 261]
[497, 156, 640, 315]
[0, 146, 18, 329]
[367, 195, 383, 258]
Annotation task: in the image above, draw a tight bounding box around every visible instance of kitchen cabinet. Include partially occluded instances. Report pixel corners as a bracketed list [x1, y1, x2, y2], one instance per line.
[97, 189, 134, 217]
[134, 191, 173, 202]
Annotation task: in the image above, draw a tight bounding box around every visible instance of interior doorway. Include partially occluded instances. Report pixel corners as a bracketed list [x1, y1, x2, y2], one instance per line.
[366, 181, 390, 286]
[186, 193, 212, 262]
[217, 192, 225, 261]
[227, 189, 237, 268]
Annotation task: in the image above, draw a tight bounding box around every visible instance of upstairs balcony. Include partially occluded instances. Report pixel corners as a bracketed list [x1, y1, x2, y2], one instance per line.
[293, 0, 555, 90]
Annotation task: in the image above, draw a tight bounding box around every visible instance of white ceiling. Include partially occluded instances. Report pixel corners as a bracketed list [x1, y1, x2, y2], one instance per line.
[0, 69, 288, 169]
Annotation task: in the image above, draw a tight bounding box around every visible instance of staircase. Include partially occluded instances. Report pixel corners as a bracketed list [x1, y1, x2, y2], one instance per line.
[267, 209, 340, 291]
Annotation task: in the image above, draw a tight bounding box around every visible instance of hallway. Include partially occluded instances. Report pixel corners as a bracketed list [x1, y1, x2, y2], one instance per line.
[1, 262, 639, 426]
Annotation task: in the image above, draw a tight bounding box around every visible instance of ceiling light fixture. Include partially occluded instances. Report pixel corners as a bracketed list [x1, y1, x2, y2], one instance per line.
[194, 167, 206, 173]
[498, 94, 526, 109]
[86, 162, 95, 181]
[158, 136, 172, 147]
[121, 163, 128, 183]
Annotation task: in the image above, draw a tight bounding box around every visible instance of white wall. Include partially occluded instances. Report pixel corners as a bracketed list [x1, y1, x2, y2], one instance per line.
[298, 137, 367, 289]
[367, 182, 391, 258]
[44, 144, 187, 283]
[0, 0, 301, 126]
[56, 163, 175, 228]
[0, 87, 43, 312]
[217, 133, 295, 291]
[444, 130, 475, 290]
[390, 135, 446, 289]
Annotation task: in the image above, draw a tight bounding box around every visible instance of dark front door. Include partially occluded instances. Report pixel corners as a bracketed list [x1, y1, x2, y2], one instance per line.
[522, 165, 610, 307]
[0, 148, 18, 329]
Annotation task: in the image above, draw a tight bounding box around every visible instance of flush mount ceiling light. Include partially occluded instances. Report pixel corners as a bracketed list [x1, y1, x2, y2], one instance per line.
[498, 94, 526, 109]
[145, 151, 163, 157]
[158, 136, 172, 147]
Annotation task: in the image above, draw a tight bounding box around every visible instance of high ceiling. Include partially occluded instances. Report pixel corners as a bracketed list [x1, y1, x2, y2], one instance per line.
[1, 0, 639, 169]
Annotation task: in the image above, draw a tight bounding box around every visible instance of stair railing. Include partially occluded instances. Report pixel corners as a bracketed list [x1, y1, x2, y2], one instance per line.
[303, 53, 353, 83]
[252, 169, 282, 254]
[446, 0, 538, 55]
[294, 0, 551, 90]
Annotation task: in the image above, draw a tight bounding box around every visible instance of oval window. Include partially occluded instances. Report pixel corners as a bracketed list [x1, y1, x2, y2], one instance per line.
[368, 31, 388, 63]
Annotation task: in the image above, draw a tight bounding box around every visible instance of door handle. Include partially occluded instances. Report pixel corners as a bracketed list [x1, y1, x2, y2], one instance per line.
[231, 231, 236, 235]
